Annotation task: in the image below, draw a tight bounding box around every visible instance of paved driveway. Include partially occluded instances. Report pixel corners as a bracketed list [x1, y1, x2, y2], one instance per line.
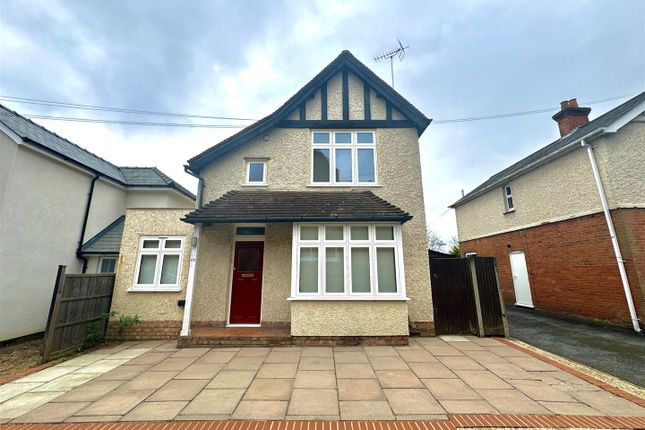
[0, 336, 643, 423]
[506, 307, 645, 387]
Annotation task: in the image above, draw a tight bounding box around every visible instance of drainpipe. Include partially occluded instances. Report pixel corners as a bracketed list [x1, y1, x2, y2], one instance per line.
[77, 174, 99, 273]
[581, 140, 641, 333]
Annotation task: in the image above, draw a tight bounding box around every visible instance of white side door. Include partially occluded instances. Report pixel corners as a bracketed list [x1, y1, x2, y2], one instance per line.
[509, 251, 534, 308]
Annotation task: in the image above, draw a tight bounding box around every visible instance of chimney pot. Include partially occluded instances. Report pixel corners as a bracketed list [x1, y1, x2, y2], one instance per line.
[552, 98, 591, 137]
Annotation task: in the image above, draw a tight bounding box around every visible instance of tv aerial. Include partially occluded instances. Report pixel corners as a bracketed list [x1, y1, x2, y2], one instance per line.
[374, 39, 409, 88]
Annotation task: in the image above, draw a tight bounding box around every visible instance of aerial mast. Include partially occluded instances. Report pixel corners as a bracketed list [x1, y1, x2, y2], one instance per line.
[374, 39, 409, 88]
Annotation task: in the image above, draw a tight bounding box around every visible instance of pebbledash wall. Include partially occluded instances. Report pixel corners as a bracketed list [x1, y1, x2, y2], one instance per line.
[456, 119, 645, 326]
[108, 208, 193, 339]
[194, 70, 433, 337]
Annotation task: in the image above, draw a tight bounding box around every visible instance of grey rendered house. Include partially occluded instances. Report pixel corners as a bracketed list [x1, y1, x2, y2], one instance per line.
[109, 50, 435, 343]
[0, 105, 195, 342]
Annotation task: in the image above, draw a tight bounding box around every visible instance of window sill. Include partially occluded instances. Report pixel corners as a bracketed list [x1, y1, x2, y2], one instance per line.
[241, 183, 268, 187]
[503, 209, 515, 215]
[288, 296, 409, 301]
[128, 287, 182, 293]
[307, 184, 382, 188]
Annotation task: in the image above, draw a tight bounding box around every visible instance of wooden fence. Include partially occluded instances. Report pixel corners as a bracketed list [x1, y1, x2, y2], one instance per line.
[40, 265, 115, 363]
[430, 256, 509, 337]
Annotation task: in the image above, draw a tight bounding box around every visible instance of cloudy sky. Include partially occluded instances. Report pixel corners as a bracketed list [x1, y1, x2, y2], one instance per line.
[1, 0, 643, 242]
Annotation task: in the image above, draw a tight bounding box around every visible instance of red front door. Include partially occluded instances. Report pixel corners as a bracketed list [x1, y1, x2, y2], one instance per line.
[229, 241, 264, 324]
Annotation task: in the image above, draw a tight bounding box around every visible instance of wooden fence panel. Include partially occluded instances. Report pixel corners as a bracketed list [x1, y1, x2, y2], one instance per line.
[474, 257, 508, 337]
[429, 256, 508, 337]
[40, 266, 115, 363]
[430, 258, 478, 335]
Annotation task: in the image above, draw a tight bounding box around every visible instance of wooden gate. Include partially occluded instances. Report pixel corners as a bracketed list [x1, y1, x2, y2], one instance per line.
[40, 265, 115, 363]
[430, 256, 508, 337]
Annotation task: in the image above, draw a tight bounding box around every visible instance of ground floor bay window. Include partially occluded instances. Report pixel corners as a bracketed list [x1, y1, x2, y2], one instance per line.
[290, 223, 406, 299]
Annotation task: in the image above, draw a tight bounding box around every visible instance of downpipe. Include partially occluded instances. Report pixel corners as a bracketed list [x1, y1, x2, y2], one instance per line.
[581, 139, 641, 333]
[76, 174, 99, 273]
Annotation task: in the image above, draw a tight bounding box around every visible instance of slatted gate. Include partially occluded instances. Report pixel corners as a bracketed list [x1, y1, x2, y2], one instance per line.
[429, 256, 508, 337]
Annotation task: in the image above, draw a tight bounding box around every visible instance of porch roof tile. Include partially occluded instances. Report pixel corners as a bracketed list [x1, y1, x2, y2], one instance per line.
[181, 190, 412, 224]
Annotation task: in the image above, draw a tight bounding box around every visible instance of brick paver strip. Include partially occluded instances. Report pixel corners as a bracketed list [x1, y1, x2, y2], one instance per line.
[3, 416, 645, 430]
[497, 338, 645, 408]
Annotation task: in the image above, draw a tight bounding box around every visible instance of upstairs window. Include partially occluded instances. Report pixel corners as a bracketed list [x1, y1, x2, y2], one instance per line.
[504, 184, 514, 212]
[311, 131, 376, 185]
[245, 160, 267, 185]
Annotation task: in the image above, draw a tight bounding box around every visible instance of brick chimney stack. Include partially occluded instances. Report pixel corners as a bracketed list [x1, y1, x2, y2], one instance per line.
[552, 98, 591, 137]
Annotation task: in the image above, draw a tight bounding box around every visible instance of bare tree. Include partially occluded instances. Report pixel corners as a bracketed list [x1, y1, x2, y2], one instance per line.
[447, 236, 460, 256]
[427, 228, 446, 252]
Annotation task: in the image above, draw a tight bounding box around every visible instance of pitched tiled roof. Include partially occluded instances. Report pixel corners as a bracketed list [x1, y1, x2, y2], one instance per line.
[0, 104, 195, 200]
[119, 167, 195, 199]
[187, 50, 432, 173]
[182, 190, 412, 224]
[451, 91, 645, 207]
[80, 216, 125, 254]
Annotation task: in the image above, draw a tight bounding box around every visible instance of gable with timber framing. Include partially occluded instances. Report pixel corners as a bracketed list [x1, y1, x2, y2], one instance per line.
[187, 50, 431, 174]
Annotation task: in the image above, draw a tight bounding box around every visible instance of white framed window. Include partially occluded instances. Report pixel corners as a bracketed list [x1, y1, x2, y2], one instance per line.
[131, 236, 184, 292]
[290, 223, 406, 300]
[504, 184, 514, 212]
[245, 160, 267, 185]
[311, 131, 377, 185]
[99, 257, 117, 274]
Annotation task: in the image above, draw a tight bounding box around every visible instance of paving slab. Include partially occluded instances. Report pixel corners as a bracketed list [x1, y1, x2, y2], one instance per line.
[338, 379, 385, 400]
[223, 357, 265, 370]
[397, 350, 437, 362]
[301, 347, 333, 358]
[408, 362, 456, 379]
[538, 400, 604, 415]
[74, 389, 154, 416]
[31, 372, 98, 392]
[339, 400, 394, 420]
[334, 351, 369, 363]
[147, 379, 209, 401]
[126, 352, 173, 365]
[570, 390, 645, 416]
[236, 347, 271, 358]
[438, 399, 498, 414]
[265, 350, 301, 363]
[364, 346, 399, 357]
[50, 380, 124, 403]
[0, 383, 43, 404]
[244, 378, 293, 400]
[119, 371, 177, 390]
[0, 392, 63, 419]
[510, 379, 576, 402]
[477, 389, 552, 414]
[437, 356, 485, 371]
[170, 348, 210, 358]
[298, 357, 335, 371]
[233, 400, 288, 419]
[369, 356, 409, 370]
[206, 370, 256, 389]
[336, 363, 376, 379]
[149, 357, 198, 372]
[422, 378, 481, 400]
[181, 389, 245, 415]
[288, 389, 339, 416]
[198, 350, 238, 363]
[377, 370, 424, 388]
[16, 365, 78, 383]
[384, 388, 445, 415]
[95, 364, 152, 381]
[294, 371, 336, 389]
[122, 400, 187, 421]
[455, 370, 513, 389]
[257, 363, 298, 378]
[175, 362, 223, 379]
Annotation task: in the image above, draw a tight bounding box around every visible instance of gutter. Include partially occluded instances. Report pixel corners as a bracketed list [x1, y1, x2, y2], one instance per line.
[77, 174, 99, 273]
[580, 139, 642, 333]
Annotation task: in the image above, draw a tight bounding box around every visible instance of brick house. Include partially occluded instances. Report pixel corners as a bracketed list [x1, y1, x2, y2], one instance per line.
[108, 50, 435, 344]
[451, 93, 645, 331]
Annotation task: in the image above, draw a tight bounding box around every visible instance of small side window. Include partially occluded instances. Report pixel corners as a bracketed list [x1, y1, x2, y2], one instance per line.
[99, 257, 117, 273]
[504, 185, 514, 212]
[246, 160, 267, 184]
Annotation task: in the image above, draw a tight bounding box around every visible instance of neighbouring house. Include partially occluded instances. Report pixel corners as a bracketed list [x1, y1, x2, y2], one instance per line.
[0, 105, 195, 342]
[109, 50, 435, 344]
[451, 93, 645, 331]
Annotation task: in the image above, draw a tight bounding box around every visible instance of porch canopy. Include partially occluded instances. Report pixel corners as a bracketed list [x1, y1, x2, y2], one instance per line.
[181, 190, 412, 224]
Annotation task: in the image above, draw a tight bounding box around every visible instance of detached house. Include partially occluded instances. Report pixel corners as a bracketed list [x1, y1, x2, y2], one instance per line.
[452, 93, 645, 331]
[0, 106, 195, 342]
[109, 50, 435, 343]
